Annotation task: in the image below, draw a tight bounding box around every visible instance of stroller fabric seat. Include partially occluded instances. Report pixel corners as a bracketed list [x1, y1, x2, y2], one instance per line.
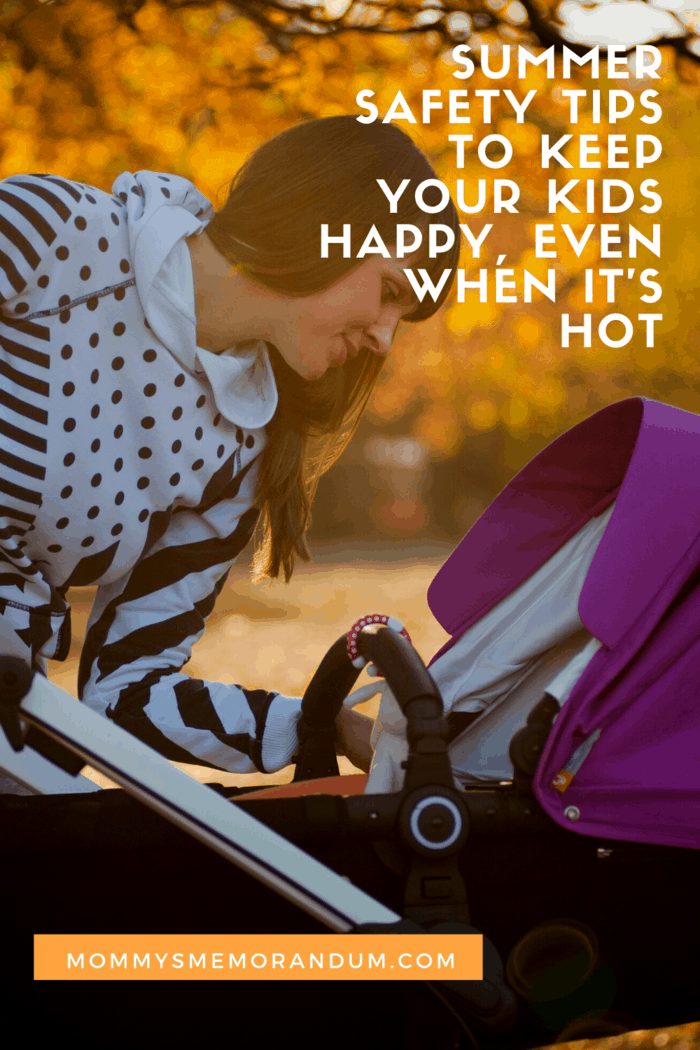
[423, 397, 700, 851]
[367, 504, 612, 793]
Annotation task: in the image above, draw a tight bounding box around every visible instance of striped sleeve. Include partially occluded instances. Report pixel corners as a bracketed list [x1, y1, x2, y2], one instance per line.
[0, 179, 55, 541]
[0, 516, 71, 676]
[78, 463, 302, 774]
[0, 432, 70, 674]
[0, 174, 76, 306]
[0, 176, 73, 673]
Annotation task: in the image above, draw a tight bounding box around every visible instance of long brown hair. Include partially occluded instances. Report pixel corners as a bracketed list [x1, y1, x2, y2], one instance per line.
[206, 117, 460, 580]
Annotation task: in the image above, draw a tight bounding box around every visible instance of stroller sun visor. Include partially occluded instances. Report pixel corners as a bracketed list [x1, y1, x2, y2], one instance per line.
[426, 398, 700, 850]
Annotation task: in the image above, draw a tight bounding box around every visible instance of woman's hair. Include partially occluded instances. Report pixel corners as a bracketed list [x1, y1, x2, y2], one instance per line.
[206, 116, 460, 581]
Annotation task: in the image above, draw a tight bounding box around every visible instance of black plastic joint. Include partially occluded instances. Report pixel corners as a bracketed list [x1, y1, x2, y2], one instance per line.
[412, 734, 450, 754]
[297, 722, 336, 748]
[407, 719, 449, 748]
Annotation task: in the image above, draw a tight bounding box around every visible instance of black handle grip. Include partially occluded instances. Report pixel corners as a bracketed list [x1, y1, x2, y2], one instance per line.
[299, 636, 362, 728]
[356, 625, 442, 718]
[292, 637, 363, 782]
[293, 626, 447, 783]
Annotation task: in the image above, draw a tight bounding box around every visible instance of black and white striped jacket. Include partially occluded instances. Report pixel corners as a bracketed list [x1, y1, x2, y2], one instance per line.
[0, 172, 301, 774]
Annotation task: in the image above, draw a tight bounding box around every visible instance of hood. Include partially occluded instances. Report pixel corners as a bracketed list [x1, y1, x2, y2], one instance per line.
[112, 170, 277, 429]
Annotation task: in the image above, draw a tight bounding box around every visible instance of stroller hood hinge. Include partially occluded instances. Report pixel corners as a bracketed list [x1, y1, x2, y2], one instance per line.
[509, 691, 560, 789]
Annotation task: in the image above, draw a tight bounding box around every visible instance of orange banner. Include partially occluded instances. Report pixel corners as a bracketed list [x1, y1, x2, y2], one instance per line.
[34, 934, 482, 981]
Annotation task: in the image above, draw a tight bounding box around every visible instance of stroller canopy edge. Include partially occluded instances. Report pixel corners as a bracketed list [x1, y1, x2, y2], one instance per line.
[427, 397, 700, 850]
[427, 398, 644, 656]
[535, 521, 700, 850]
[429, 397, 700, 655]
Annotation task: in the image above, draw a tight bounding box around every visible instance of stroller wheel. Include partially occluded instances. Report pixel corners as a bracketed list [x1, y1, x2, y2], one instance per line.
[506, 918, 599, 1000]
[505, 918, 617, 1037]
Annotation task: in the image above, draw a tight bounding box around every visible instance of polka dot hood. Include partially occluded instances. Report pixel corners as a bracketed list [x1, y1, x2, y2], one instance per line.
[0, 172, 301, 776]
[114, 170, 278, 431]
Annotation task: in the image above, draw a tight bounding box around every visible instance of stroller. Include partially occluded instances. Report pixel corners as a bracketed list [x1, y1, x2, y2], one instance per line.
[2, 397, 699, 1047]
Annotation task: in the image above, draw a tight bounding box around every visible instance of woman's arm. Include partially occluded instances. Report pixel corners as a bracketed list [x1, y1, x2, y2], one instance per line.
[334, 705, 374, 773]
[78, 465, 302, 774]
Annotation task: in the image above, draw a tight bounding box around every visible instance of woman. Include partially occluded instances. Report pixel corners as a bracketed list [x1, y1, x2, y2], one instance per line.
[0, 116, 459, 780]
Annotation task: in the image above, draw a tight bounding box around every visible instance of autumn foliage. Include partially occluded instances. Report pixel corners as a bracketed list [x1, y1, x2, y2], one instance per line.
[1, 1, 699, 533]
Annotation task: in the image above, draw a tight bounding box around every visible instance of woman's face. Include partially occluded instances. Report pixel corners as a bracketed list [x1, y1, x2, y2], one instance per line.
[265, 251, 420, 380]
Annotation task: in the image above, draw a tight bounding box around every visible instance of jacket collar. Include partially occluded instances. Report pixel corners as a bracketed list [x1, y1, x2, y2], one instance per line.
[113, 169, 277, 429]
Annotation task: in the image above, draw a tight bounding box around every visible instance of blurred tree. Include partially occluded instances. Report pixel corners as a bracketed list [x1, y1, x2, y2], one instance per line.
[0, 0, 698, 538]
[368, 44, 700, 488]
[3, 0, 700, 63]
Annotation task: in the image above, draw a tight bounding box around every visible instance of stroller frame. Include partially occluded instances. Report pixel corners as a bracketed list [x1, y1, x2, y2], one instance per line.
[1, 622, 520, 934]
[0, 655, 401, 933]
[2, 622, 699, 1046]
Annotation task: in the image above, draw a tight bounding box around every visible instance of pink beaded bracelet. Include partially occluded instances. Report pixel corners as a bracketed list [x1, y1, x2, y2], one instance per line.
[346, 614, 412, 670]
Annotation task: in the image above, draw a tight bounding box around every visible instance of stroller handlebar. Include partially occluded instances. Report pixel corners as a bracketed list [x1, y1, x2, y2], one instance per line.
[293, 624, 448, 783]
[356, 625, 442, 717]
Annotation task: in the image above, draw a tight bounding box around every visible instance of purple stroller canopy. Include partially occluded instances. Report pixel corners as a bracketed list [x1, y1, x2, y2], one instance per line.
[428, 398, 700, 849]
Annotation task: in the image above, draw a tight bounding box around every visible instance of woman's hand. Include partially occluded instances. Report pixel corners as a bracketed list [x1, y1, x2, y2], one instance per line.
[334, 705, 375, 773]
